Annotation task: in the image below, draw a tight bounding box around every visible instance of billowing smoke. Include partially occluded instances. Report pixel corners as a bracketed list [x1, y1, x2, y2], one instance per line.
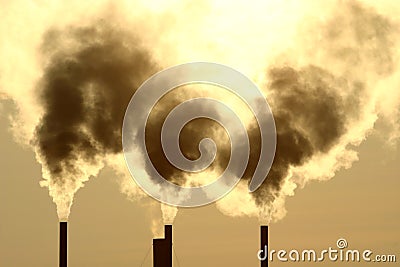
[144, 87, 231, 186]
[216, 0, 400, 222]
[136, 1, 400, 224]
[140, 65, 362, 222]
[1, 0, 399, 227]
[251, 66, 359, 209]
[34, 22, 158, 220]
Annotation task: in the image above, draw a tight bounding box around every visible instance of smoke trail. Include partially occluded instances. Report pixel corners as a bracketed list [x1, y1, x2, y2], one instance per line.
[119, 0, 399, 224]
[216, 0, 400, 222]
[0, 0, 214, 226]
[161, 203, 178, 224]
[252, 65, 359, 207]
[34, 22, 158, 220]
[144, 86, 231, 187]
[1, 0, 399, 226]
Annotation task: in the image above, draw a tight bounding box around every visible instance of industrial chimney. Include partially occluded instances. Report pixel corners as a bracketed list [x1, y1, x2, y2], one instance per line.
[260, 225, 268, 267]
[153, 225, 172, 267]
[59, 222, 67, 267]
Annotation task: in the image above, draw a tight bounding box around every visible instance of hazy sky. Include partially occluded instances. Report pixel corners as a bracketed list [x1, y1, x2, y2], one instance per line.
[1, 99, 399, 266]
[1, 0, 400, 266]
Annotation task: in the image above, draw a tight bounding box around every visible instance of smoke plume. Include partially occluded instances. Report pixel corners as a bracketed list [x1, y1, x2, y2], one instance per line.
[1, 0, 399, 226]
[216, 0, 400, 222]
[34, 22, 157, 220]
[252, 66, 360, 209]
[131, 1, 400, 224]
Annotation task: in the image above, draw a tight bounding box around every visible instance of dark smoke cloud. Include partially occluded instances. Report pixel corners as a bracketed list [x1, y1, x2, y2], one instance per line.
[139, 66, 357, 205]
[35, 21, 158, 180]
[252, 66, 358, 205]
[145, 66, 357, 208]
[33, 0, 397, 217]
[242, 0, 397, 209]
[144, 88, 231, 186]
[167, 66, 358, 205]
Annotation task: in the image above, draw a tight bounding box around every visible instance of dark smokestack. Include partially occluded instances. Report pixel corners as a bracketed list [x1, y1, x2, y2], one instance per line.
[260, 225, 268, 267]
[153, 225, 172, 267]
[59, 222, 67, 267]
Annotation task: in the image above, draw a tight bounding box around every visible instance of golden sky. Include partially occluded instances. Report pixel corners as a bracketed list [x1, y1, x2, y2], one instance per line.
[1, 0, 399, 266]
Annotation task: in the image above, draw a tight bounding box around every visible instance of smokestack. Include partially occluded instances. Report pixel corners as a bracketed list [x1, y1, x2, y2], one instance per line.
[59, 222, 67, 267]
[153, 225, 172, 267]
[260, 225, 268, 267]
